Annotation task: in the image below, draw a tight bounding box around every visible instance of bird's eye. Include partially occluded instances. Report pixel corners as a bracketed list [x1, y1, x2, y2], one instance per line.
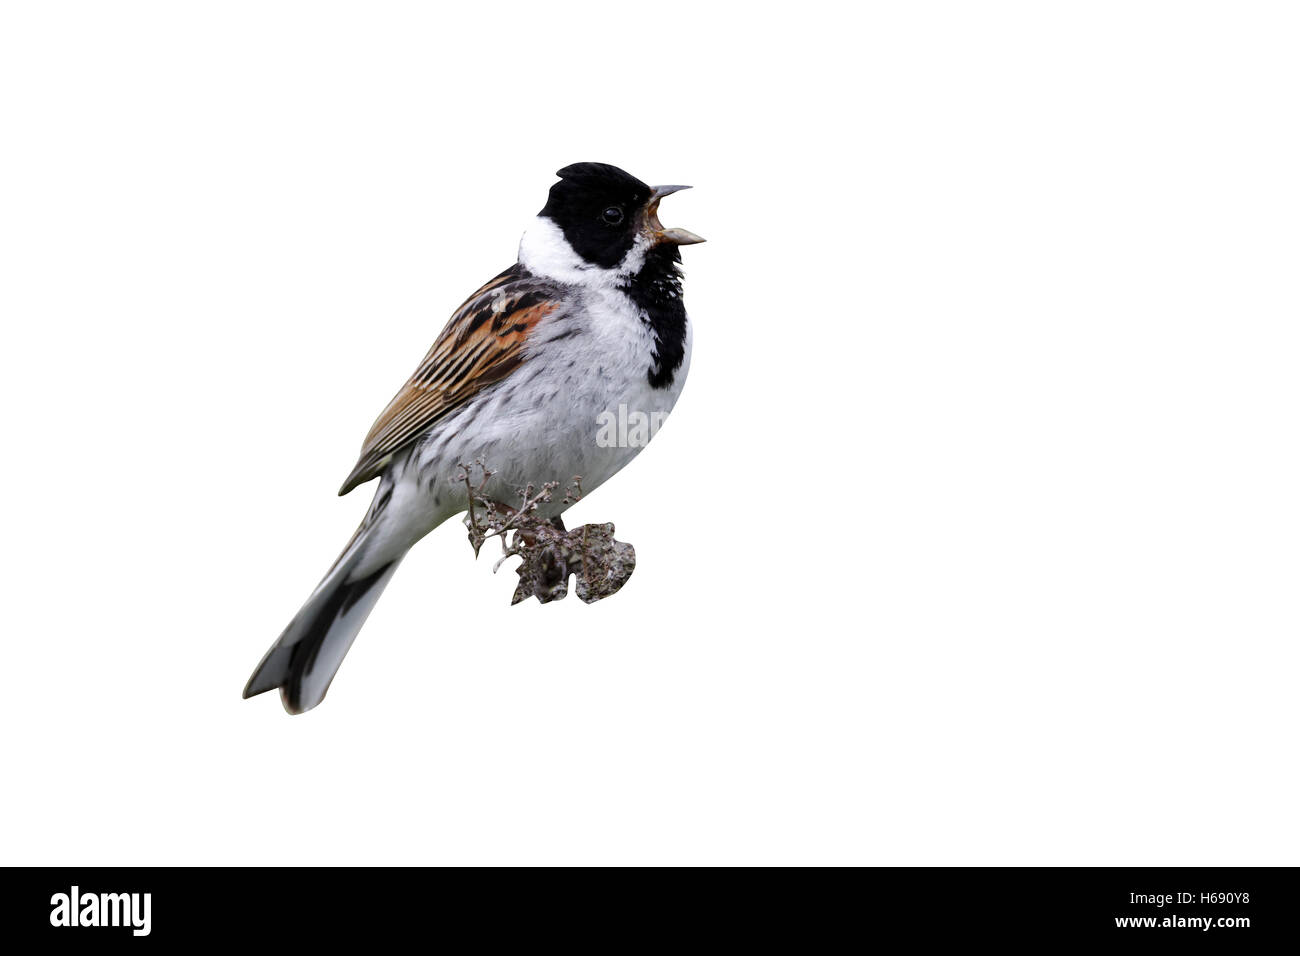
[602, 206, 624, 224]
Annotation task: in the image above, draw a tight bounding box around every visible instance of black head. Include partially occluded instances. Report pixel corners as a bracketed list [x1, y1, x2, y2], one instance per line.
[539, 162, 703, 270]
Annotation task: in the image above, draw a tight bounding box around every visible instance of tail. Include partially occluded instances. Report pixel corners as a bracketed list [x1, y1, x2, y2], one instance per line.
[243, 529, 404, 715]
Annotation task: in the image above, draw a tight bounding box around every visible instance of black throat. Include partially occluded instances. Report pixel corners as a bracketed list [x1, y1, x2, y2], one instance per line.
[621, 244, 688, 390]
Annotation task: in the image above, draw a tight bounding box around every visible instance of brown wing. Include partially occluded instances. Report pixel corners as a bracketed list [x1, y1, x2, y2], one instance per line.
[338, 265, 562, 495]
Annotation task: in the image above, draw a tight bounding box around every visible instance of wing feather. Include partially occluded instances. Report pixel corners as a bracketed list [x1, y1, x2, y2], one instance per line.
[338, 266, 562, 495]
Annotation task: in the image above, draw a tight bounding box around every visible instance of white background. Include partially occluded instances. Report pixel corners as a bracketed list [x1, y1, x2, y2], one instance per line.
[1, 1, 1296, 865]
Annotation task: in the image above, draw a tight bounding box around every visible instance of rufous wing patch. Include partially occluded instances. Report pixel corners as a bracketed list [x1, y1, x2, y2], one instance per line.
[337, 271, 561, 495]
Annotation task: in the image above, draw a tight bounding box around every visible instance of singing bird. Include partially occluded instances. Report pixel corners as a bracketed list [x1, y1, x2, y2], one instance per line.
[243, 163, 704, 713]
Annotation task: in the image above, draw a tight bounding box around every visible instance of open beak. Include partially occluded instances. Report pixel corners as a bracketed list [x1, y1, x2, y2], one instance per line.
[646, 184, 705, 246]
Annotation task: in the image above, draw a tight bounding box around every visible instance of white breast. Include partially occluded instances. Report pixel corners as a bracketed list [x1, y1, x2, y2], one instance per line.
[410, 235, 691, 518]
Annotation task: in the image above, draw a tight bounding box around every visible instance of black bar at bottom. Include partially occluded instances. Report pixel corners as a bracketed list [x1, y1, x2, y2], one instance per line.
[4, 866, 1293, 945]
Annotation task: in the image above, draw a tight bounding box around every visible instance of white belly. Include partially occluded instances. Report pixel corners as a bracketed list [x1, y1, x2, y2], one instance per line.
[409, 286, 691, 520]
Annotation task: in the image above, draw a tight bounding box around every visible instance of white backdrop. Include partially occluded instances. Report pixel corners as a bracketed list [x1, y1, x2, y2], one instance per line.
[2, 2, 1297, 865]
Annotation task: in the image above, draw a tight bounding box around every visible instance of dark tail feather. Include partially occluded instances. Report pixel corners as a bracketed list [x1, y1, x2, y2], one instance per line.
[243, 552, 402, 714]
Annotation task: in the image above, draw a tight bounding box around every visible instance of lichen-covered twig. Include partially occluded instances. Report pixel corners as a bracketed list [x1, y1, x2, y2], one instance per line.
[455, 460, 635, 605]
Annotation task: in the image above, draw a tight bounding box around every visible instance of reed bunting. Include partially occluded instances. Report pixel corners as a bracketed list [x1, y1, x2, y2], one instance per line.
[243, 163, 704, 713]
